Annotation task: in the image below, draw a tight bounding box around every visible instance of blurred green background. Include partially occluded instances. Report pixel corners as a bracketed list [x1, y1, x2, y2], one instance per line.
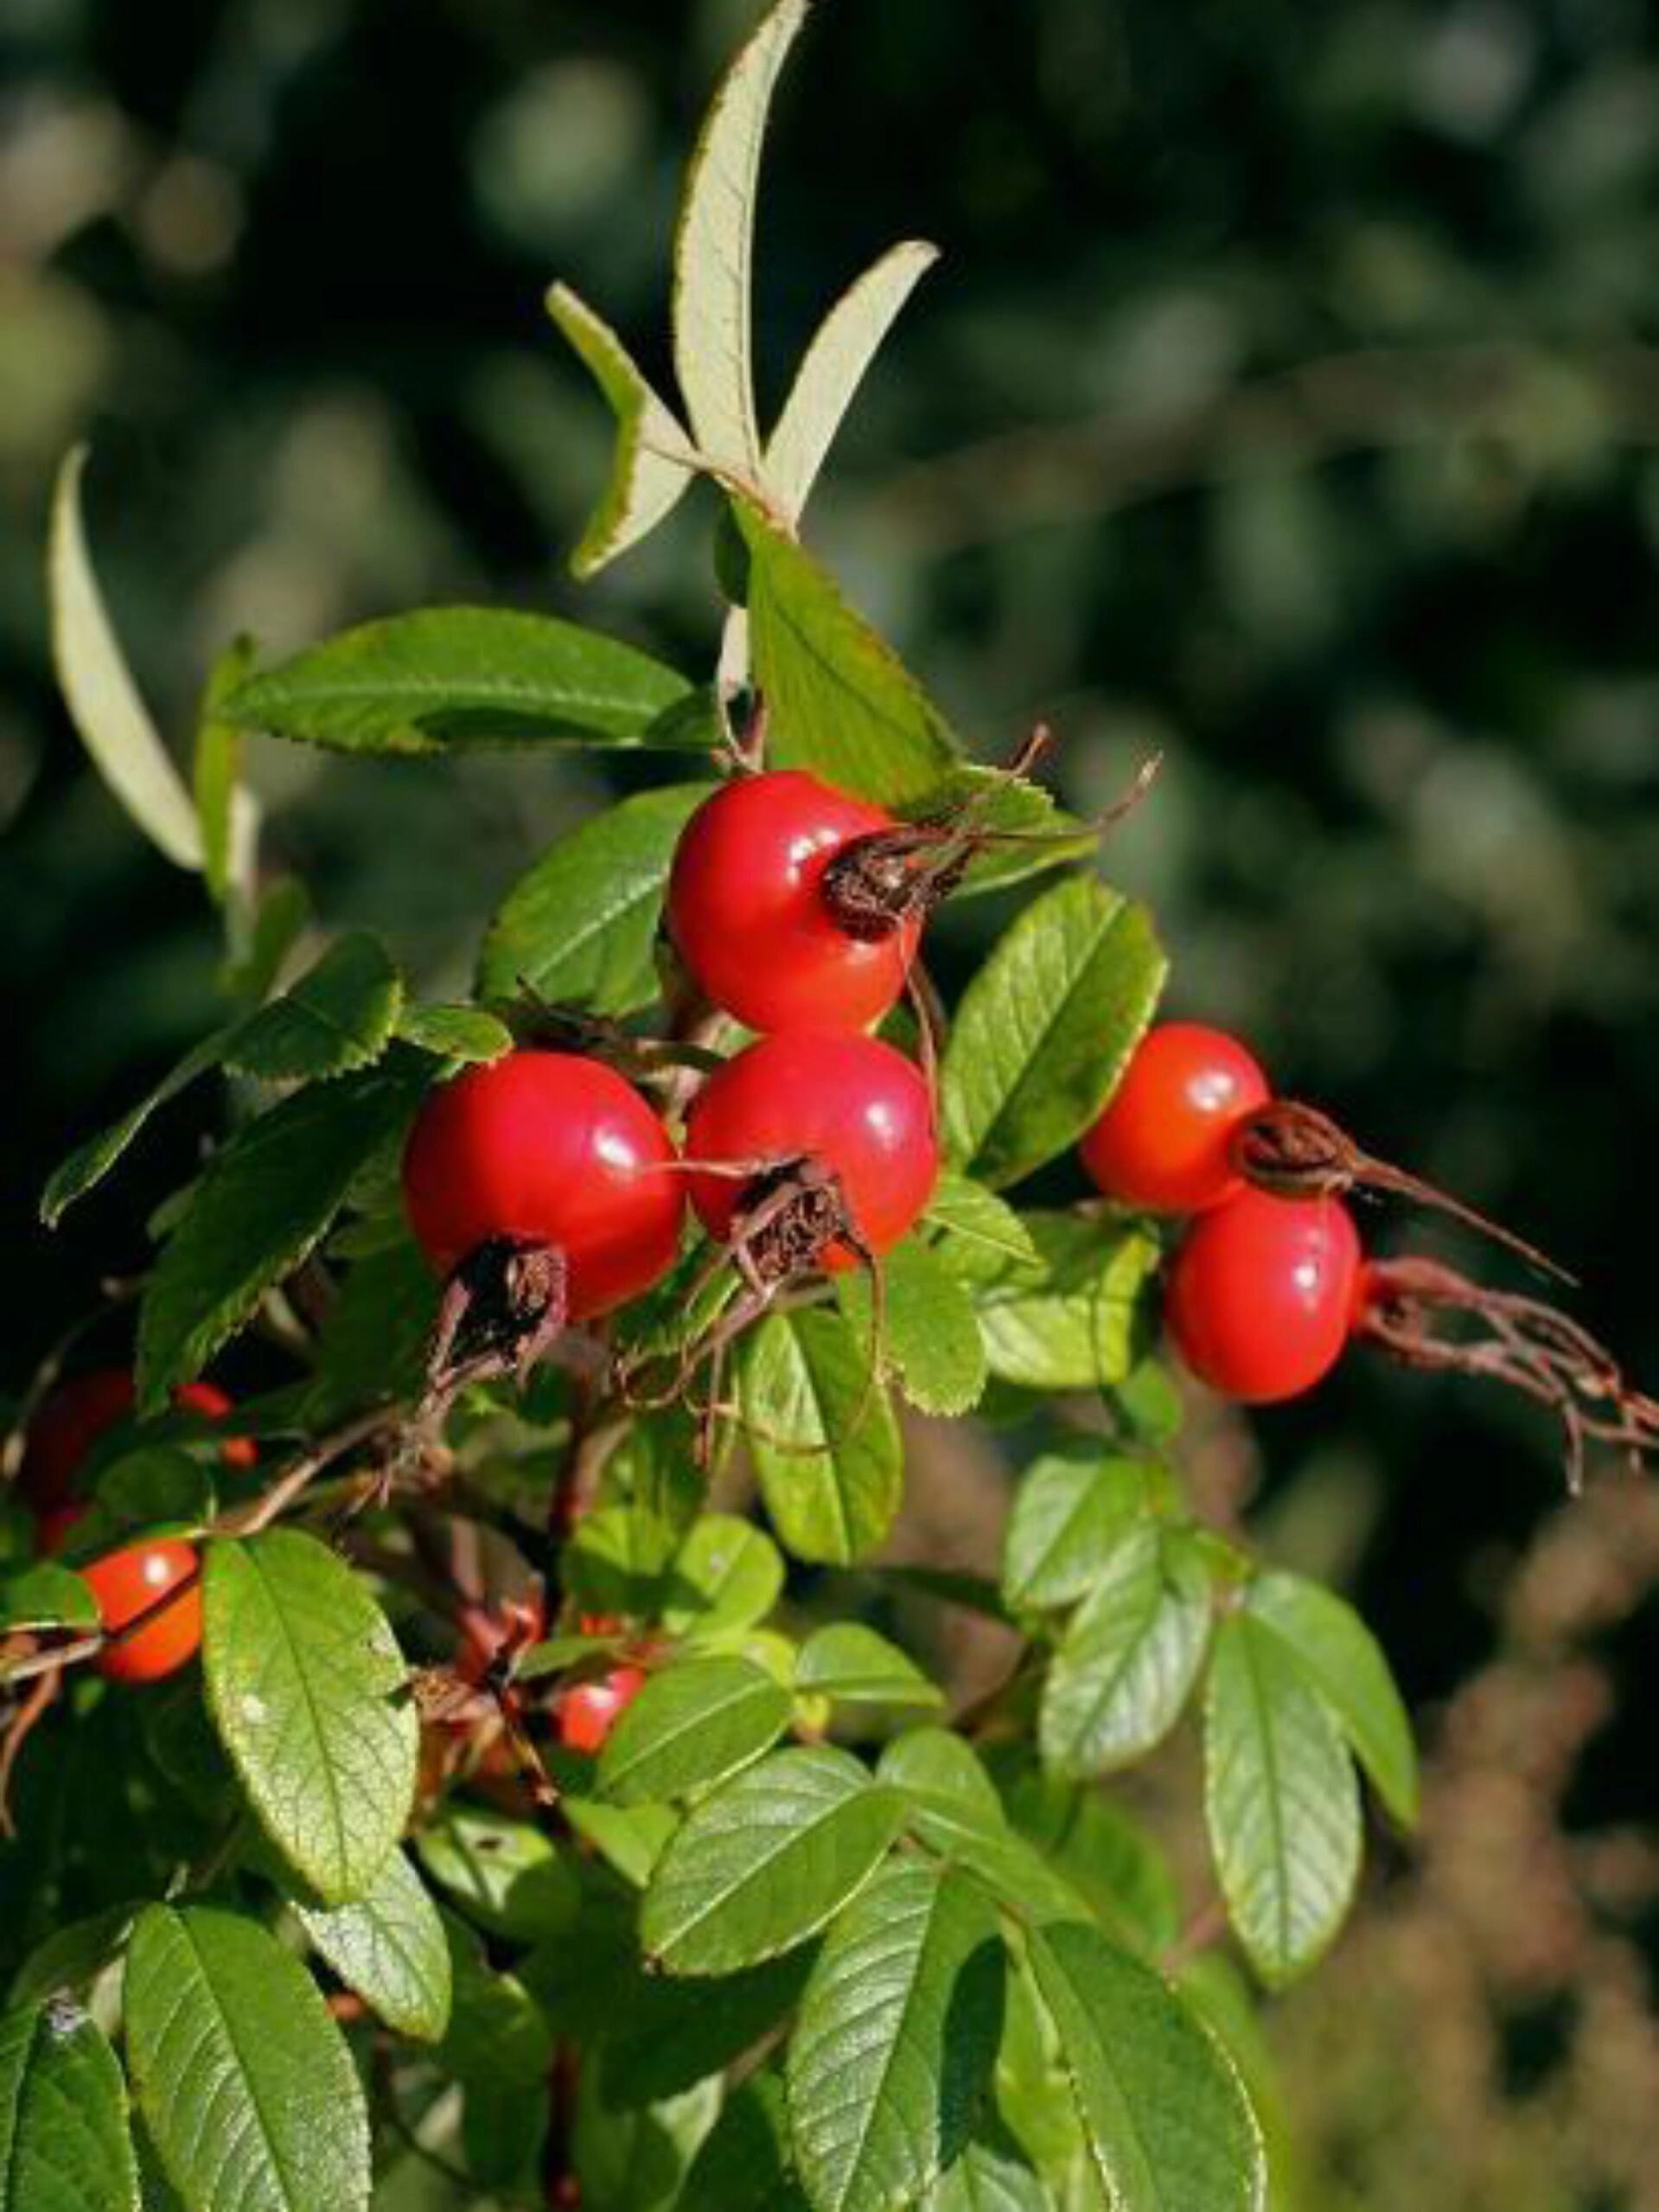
[3, 2, 1657, 2201]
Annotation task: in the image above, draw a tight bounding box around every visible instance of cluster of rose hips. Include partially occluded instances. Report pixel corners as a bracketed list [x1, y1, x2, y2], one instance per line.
[15, 1369, 252, 1683]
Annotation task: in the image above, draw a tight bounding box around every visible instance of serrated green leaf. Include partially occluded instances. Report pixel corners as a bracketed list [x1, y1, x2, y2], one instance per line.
[678, 2070, 808, 2212]
[673, 0, 808, 476]
[394, 1001, 514, 1062]
[795, 1623, 942, 1710]
[136, 1052, 426, 1408]
[0, 1994, 138, 2212]
[125, 1902, 369, 2212]
[1244, 1571, 1418, 1826]
[563, 1506, 679, 1619]
[1039, 1526, 1212, 1779]
[223, 609, 700, 755]
[599, 1952, 813, 2109]
[40, 1029, 233, 1229]
[838, 1237, 986, 1416]
[740, 1307, 903, 1567]
[766, 239, 939, 519]
[48, 446, 202, 872]
[641, 1746, 906, 1975]
[415, 1805, 579, 1940]
[941, 879, 1165, 1189]
[925, 1179, 1042, 1286]
[665, 1514, 784, 1633]
[598, 1655, 790, 1806]
[1026, 1920, 1265, 2212]
[742, 502, 961, 806]
[1203, 1612, 1362, 1987]
[202, 1530, 418, 1906]
[1002, 1448, 1155, 1614]
[477, 782, 713, 1011]
[293, 1846, 450, 2042]
[788, 1861, 1005, 2212]
[976, 1214, 1158, 1394]
[547, 284, 699, 578]
[898, 765, 1099, 904]
[924, 2135, 1056, 2212]
[0, 1562, 97, 1636]
[224, 931, 402, 1083]
[193, 635, 256, 909]
[437, 1910, 553, 2090]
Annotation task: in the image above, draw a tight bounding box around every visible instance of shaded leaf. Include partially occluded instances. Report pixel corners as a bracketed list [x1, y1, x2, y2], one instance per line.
[41, 1030, 233, 1230]
[741, 1308, 903, 1566]
[193, 636, 256, 910]
[923, 2135, 1055, 2212]
[641, 1746, 906, 1975]
[0, 1563, 97, 1637]
[941, 878, 1164, 1190]
[600, 1953, 812, 2108]
[293, 1846, 451, 2042]
[975, 1214, 1158, 1394]
[48, 446, 201, 871]
[0, 1994, 138, 2212]
[1203, 1613, 1362, 1987]
[202, 1530, 418, 1906]
[125, 1903, 369, 2212]
[415, 1805, 578, 1941]
[678, 2070, 808, 2212]
[838, 1237, 986, 1416]
[597, 1655, 790, 1805]
[477, 782, 712, 1011]
[665, 1514, 784, 1634]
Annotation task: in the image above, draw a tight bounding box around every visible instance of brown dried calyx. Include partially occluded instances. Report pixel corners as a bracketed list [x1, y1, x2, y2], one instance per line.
[1356, 1256, 1659, 1494]
[422, 1235, 569, 1413]
[1229, 1097, 1570, 1284]
[820, 729, 1160, 946]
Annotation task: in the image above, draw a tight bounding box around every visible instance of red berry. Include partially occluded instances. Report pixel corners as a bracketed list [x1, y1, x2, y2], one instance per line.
[1164, 1190, 1361, 1403]
[1082, 1022, 1271, 1213]
[558, 1665, 646, 1755]
[175, 1381, 258, 1470]
[667, 771, 921, 1033]
[684, 1032, 939, 1271]
[82, 1539, 202, 1685]
[401, 1052, 685, 1319]
[18, 1368, 135, 1509]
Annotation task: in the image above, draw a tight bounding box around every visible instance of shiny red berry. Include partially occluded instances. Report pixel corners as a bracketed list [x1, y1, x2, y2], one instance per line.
[175, 1381, 258, 1470]
[1082, 1022, 1271, 1213]
[401, 1052, 684, 1320]
[1164, 1189, 1361, 1403]
[83, 1539, 202, 1685]
[684, 1032, 939, 1271]
[558, 1665, 647, 1755]
[667, 771, 921, 1033]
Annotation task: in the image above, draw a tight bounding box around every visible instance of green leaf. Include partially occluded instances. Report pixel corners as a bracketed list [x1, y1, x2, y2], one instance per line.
[678, 2071, 808, 2212]
[201, 1531, 418, 1906]
[925, 1179, 1041, 1287]
[1026, 1920, 1265, 2212]
[838, 1237, 986, 1417]
[193, 636, 255, 909]
[136, 1053, 425, 1407]
[7, 1906, 139, 2011]
[1203, 1612, 1362, 1987]
[975, 1214, 1158, 1395]
[574, 2074, 719, 2212]
[476, 783, 713, 1011]
[941, 878, 1165, 1189]
[305, 1239, 436, 1426]
[563, 1506, 679, 1619]
[1244, 1571, 1418, 1826]
[795, 1623, 943, 1710]
[65, 1448, 214, 1558]
[923, 2135, 1055, 2212]
[0, 1995, 138, 2212]
[394, 1001, 514, 1063]
[641, 1746, 906, 1975]
[877, 1734, 1089, 1931]
[1001, 1770, 1181, 1953]
[48, 446, 202, 872]
[898, 765, 1098, 904]
[41, 1030, 233, 1229]
[560, 1795, 678, 1889]
[224, 876, 310, 1006]
[765, 239, 939, 519]
[439, 1910, 553, 2090]
[1002, 1447, 1154, 1614]
[740, 1308, 903, 1566]
[788, 1862, 1005, 2212]
[742, 503, 961, 806]
[223, 931, 402, 1083]
[292, 1846, 450, 2042]
[125, 1902, 369, 2212]
[0, 1562, 97, 1636]
[664, 1515, 784, 1634]
[673, 0, 808, 476]
[415, 1805, 578, 1940]
[223, 609, 700, 755]
[546, 284, 699, 579]
[599, 1952, 813, 2107]
[1039, 1526, 1213, 1779]
[597, 1656, 790, 1806]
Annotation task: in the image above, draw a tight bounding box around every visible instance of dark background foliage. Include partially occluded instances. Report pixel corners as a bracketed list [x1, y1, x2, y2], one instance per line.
[3, 2, 1656, 2198]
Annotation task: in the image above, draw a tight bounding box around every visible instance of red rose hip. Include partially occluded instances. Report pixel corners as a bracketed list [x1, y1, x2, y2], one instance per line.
[558, 1666, 647, 1755]
[83, 1539, 202, 1685]
[1164, 1189, 1361, 1403]
[1082, 1022, 1271, 1214]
